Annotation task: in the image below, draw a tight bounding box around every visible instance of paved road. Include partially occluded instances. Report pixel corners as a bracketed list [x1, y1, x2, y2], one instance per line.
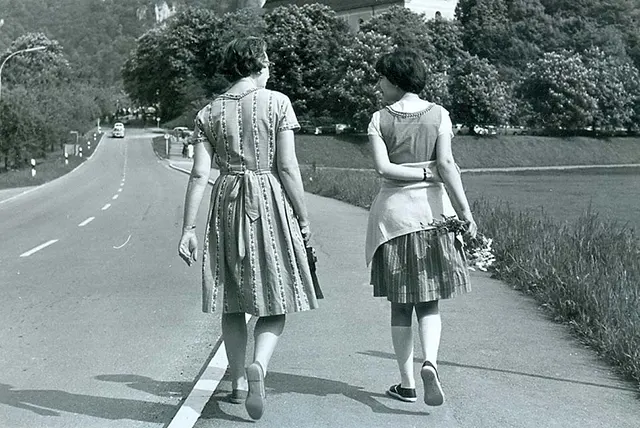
[1, 131, 638, 427]
[0, 130, 218, 428]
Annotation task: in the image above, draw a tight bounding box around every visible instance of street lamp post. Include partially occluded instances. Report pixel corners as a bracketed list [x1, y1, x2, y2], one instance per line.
[0, 46, 46, 100]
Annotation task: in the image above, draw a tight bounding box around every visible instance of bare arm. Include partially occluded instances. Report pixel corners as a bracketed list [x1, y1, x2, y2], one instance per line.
[178, 141, 213, 265]
[276, 129, 310, 229]
[369, 132, 432, 181]
[435, 132, 477, 237]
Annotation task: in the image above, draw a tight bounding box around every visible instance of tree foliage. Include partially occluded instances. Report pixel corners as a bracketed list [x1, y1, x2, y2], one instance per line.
[518, 51, 598, 130]
[329, 31, 393, 130]
[449, 55, 513, 128]
[0, 33, 108, 170]
[263, 4, 351, 118]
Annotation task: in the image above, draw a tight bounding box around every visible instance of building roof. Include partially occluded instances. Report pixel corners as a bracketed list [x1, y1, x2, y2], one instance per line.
[263, 0, 403, 13]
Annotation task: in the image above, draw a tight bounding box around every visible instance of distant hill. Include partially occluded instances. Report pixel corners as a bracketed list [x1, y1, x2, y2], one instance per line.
[0, 0, 263, 85]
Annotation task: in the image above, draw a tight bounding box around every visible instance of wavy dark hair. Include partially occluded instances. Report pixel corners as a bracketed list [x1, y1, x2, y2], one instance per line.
[375, 48, 427, 94]
[219, 37, 267, 81]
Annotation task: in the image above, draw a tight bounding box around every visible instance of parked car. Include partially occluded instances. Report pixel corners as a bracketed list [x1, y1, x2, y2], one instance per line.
[112, 122, 125, 138]
[298, 120, 321, 135]
[173, 126, 190, 138]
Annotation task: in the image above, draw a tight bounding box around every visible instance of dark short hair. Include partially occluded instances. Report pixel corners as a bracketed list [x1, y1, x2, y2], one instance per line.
[219, 37, 267, 80]
[375, 49, 427, 93]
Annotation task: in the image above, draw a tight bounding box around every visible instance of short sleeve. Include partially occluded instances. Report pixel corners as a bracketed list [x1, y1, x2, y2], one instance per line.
[277, 96, 300, 132]
[192, 112, 208, 145]
[367, 111, 382, 139]
[438, 107, 454, 138]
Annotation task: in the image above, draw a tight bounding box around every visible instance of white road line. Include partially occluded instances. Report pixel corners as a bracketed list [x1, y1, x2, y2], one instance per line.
[20, 239, 59, 257]
[78, 217, 95, 227]
[112, 194, 119, 200]
[118, 188, 123, 192]
[167, 341, 228, 428]
[168, 314, 252, 428]
[101, 203, 111, 211]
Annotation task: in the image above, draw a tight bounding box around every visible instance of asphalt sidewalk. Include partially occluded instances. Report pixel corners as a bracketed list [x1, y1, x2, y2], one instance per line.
[165, 156, 640, 428]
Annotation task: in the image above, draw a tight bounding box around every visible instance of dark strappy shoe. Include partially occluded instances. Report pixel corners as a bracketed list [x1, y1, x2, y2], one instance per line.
[386, 384, 417, 402]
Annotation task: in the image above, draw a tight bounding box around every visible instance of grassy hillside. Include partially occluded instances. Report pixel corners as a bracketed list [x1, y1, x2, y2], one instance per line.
[295, 134, 640, 169]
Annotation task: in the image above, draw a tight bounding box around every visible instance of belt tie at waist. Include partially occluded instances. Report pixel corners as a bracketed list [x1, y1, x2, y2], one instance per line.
[223, 169, 272, 263]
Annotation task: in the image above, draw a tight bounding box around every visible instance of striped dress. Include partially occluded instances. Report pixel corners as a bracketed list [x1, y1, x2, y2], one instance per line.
[366, 103, 471, 304]
[192, 87, 318, 316]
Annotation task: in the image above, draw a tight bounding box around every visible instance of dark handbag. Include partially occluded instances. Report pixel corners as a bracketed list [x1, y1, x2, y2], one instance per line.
[306, 245, 324, 299]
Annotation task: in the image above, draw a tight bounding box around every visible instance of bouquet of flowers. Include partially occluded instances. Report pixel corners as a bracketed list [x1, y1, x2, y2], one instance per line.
[432, 216, 496, 272]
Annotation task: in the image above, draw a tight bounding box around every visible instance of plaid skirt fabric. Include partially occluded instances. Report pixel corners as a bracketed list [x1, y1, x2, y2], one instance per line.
[370, 229, 471, 303]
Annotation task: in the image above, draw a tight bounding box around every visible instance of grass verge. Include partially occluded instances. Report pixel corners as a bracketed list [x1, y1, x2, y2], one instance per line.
[0, 131, 101, 190]
[296, 134, 640, 170]
[301, 167, 640, 388]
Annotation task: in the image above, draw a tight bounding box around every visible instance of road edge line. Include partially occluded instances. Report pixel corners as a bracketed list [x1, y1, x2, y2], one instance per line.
[165, 314, 252, 428]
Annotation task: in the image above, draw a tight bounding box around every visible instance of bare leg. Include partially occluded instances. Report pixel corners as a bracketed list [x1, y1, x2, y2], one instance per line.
[391, 303, 415, 388]
[416, 301, 441, 367]
[221, 312, 248, 391]
[416, 300, 445, 405]
[246, 314, 285, 420]
[253, 314, 286, 374]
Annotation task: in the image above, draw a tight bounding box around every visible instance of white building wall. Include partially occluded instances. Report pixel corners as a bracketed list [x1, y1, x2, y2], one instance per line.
[406, 0, 457, 20]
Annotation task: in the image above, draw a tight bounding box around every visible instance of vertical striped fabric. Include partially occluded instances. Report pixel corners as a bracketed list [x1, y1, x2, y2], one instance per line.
[370, 229, 471, 303]
[195, 87, 319, 316]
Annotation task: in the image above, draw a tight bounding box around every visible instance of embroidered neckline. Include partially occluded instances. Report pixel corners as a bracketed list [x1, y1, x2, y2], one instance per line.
[219, 86, 261, 100]
[385, 103, 436, 118]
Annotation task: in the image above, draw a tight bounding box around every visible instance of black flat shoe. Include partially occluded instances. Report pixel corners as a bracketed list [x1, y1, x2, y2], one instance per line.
[386, 384, 417, 402]
[420, 361, 445, 406]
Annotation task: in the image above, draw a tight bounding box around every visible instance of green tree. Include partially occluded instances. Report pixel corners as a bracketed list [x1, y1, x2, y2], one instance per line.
[583, 47, 640, 130]
[329, 31, 393, 130]
[263, 4, 351, 118]
[449, 55, 514, 130]
[518, 51, 598, 130]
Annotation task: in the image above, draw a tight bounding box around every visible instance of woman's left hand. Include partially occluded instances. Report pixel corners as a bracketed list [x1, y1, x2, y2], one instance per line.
[299, 223, 312, 243]
[464, 218, 478, 240]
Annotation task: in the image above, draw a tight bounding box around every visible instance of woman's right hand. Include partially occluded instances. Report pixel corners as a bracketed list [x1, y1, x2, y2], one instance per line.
[178, 231, 198, 266]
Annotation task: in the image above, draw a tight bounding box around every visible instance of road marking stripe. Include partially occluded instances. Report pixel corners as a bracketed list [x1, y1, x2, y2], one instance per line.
[78, 217, 95, 227]
[168, 314, 251, 428]
[102, 203, 111, 211]
[118, 188, 123, 192]
[112, 194, 119, 200]
[20, 239, 59, 257]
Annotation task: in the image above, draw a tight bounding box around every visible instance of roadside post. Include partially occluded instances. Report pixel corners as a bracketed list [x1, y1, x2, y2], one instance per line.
[64, 151, 68, 166]
[30, 158, 36, 177]
[87, 140, 91, 151]
[78, 146, 83, 158]
[164, 133, 170, 156]
[156, 117, 161, 128]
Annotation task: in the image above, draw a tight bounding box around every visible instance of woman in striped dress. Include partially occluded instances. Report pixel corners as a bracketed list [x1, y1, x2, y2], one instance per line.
[178, 37, 317, 420]
[365, 49, 477, 406]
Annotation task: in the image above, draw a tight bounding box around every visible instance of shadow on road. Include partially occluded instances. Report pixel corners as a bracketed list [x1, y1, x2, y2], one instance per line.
[95, 374, 190, 398]
[359, 350, 639, 394]
[199, 371, 429, 422]
[0, 381, 179, 421]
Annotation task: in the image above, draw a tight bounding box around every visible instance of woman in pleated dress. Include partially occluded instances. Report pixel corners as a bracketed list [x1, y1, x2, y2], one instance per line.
[365, 49, 477, 406]
[178, 37, 317, 420]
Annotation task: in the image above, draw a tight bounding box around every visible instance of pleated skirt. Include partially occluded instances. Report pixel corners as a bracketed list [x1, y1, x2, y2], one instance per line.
[370, 229, 471, 303]
[201, 172, 319, 316]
